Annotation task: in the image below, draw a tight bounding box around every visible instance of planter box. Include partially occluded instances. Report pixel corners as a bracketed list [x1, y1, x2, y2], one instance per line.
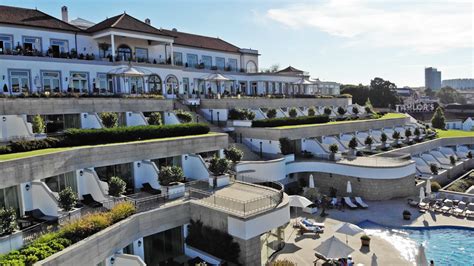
[231, 120, 252, 127]
[0, 230, 23, 254]
[163, 182, 185, 199]
[208, 174, 230, 188]
[361, 239, 370, 247]
[58, 207, 82, 224]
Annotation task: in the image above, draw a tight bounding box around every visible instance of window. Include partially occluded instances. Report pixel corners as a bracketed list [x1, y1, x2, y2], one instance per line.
[202, 55, 212, 69]
[173, 52, 183, 66]
[216, 57, 225, 70]
[50, 39, 69, 57]
[69, 72, 89, 93]
[186, 54, 198, 67]
[95, 163, 134, 192]
[129, 77, 144, 94]
[96, 73, 113, 94]
[228, 59, 237, 71]
[117, 44, 132, 61]
[183, 78, 189, 95]
[9, 70, 30, 94]
[246, 61, 257, 73]
[148, 75, 162, 94]
[135, 47, 148, 62]
[0, 34, 13, 54]
[23, 36, 42, 53]
[43, 172, 77, 193]
[41, 71, 61, 93]
[0, 186, 20, 216]
[165, 75, 179, 95]
[144, 226, 183, 265]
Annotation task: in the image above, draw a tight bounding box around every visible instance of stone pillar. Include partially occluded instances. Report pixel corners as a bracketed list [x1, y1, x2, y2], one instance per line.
[170, 43, 174, 65]
[110, 34, 115, 62]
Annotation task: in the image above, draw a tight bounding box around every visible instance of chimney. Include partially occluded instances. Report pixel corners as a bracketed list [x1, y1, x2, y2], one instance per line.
[145, 18, 151, 25]
[61, 6, 68, 22]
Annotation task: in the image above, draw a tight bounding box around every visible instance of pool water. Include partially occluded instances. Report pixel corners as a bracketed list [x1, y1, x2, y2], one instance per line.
[358, 221, 474, 265]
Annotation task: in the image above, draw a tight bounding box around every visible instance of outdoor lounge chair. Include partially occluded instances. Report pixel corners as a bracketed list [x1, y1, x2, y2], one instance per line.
[453, 202, 467, 216]
[297, 219, 324, 235]
[354, 197, 369, 208]
[465, 203, 474, 217]
[418, 198, 430, 210]
[28, 209, 58, 224]
[81, 194, 103, 208]
[344, 197, 358, 209]
[440, 200, 453, 213]
[141, 183, 161, 195]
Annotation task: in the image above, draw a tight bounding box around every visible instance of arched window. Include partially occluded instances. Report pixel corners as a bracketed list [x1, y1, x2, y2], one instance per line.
[165, 75, 179, 95]
[246, 61, 257, 73]
[148, 74, 162, 94]
[117, 44, 132, 61]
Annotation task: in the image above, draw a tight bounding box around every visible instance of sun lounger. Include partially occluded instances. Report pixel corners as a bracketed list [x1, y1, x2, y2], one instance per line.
[344, 197, 358, 209]
[354, 197, 369, 208]
[418, 198, 430, 210]
[141, 183, 161, 195]
[465, 203, 474, 217]
[28, 209, 58, 224]
[81, 194, 103, 208]
[453, 202, 467, 216]
[331, 197, 337, 206]
[298, 219, 324, 235]
[440, 200, 453, 213]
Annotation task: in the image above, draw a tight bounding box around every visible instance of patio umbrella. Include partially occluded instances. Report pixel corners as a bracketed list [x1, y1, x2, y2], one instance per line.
[334, 222, 364, 244]
[314, 236, 354, 259]
[309, 174, 315, 188]
[425, 179, 432, 197]
[419, 187, 425, 202]
[346, 181, 352, 194]
[416, 244, 428, 266]
[288, 195, 313, 224]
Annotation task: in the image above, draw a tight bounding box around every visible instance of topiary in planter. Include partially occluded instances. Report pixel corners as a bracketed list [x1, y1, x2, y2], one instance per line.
[208, 156, 230, 176]
[0, 207, 17, 236]
[100, 112, 118, 128]
[324, 107, 332, 116]
[337, 106, 346, 116]
[430, 163, 439, 175]
[224, 145, 243, 163]
[148, 112, 162, 125]
[175, 110, 193, 123]
[266, 108, 277, 119]
[288, 108, 298, 118]
[58, 187, 78, 211]
[450, 155, 456, 166]
[32, 115, 45, 133]
[431, 181, 441, 192]
[108, 176, 127, 197]
[308, 107, 316, 116]
[360, 234, 371, 246]
[159, 165, 185, 186]
[468, 151, 473, 159]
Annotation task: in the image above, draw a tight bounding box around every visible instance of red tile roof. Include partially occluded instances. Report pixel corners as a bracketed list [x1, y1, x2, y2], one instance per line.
[86, 13, 171, 37]
[162, 29, 241, 53]
[277, 66, 304, 74]
[0, 5, 81, 32]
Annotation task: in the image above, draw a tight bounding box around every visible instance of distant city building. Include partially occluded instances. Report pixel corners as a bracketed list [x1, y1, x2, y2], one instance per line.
[425, 67, 442, 90]
[442, 78, 474, 90]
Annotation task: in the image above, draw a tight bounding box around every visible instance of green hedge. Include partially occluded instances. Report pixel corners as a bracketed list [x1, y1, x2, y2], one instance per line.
[252, 115, 330, 127]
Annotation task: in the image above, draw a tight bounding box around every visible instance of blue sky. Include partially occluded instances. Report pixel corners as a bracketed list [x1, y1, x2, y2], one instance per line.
[3, 0, 472, 87]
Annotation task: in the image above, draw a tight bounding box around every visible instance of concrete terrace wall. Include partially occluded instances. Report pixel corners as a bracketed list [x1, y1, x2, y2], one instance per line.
[375, 137, 474, 157]
[200, 98, 351, 110]
[235, 116, 410, 140]
[0, 133, 228, 189]
[0, 98, 174, 115]
[37, 203, 191, 266]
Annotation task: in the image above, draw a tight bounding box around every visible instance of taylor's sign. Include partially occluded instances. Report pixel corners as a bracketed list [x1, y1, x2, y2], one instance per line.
[396, 102, 435, 113]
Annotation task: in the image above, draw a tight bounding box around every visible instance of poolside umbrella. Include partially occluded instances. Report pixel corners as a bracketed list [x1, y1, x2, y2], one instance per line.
[346, 181, 352, 194]
[416, 244, 428, 266]
[419, 187, 425, 202]
[309, 174, 315, 188]
[425, 180, 432, 197]
[288, 195, 313, 224]
[314, 236, 354, 259]
[335, 222, 364, 244]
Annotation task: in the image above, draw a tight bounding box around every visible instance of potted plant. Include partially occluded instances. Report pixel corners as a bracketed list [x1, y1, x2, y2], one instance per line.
[224, 145, 243, 167]
[360, 234, 371, 247]
[403, 210, 411, 220]
[329, 143, 339, 161]
[58, 187, 78, 212]
[108, 176, 127, 197]
[0, 207, 17, 236]
[159, 165, 185, 199]
[380, 132, 388, 148]
[430, 163, 439, 175]
[348, 137, 358, 156]
[364, 136, 373, 150]
[208, 156, 230, 188]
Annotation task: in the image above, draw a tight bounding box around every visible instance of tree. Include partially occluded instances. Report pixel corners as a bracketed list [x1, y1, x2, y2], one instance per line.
[405, 128, 412, 141]
[337, 106, 346, 116]
[58, 187, 78, 211]
[352, 106, 359, 116]
[436, 87, 466, 104]
[307, 107, 316, 116]
[380, 132, 388, 143]
[348, 137, 358, 150]
[392, 131, 401, 143]
[266, 108, 277, 119]
[340, 84, 370, 105]
[279, 137, 293, 155]
[224, 145, 243, 163]
[288, 108, 298, 118]
[100, 112, 118, 128]
[324, 107, 332, 116]
[108, 176, 127, 197]
[364, 136, 373, 147]
[365, 98, 374, 114]
[414, 127, 421, 140]
[431, 106, 446, 129]
[430, 163, 439, 175]
[265, 64, 280, 73]
[32, 115, 45, 133]
[0, 207, 17, 235]
[208, 156, 230, 176]
[148, 112, 162, 125]
[159, 166, 185, 186]
[369, 77, 401, 108]
[424, 87, 435, 97]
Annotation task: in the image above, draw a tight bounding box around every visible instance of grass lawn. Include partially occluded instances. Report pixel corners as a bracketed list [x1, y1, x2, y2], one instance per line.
[0, 132, 220, 161]
[276, 113, 407, 129]
[435, 129, 474, 138]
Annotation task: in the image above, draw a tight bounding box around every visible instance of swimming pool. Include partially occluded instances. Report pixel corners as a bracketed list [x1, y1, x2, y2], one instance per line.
[358, 220, 474, 265]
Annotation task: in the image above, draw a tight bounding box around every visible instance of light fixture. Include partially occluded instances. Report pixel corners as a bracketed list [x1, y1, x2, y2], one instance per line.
[2, 117, 6, 122]
[25, 184, 30, 191]
[137, 240, 142, 247]
[110, 257, 115, 264]
[83, 113, 88, 118]
[184, 155, 188, 160]
[137, 162, 141, 168]
[65, 77, 68, 82]
[79, 170, 84, 176]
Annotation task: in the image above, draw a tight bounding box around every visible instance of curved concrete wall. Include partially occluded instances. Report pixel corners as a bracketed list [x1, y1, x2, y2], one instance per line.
[235, 157, 287, 181]
[200, 98, 351, 110]
[375, 137, 474, 157]
[0, 133, 228, 189]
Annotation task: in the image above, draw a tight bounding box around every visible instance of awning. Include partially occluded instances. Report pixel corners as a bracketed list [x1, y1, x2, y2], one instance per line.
[200, 73, 233, 81]
[108, 65, 153, 77]
[292, 78, 315, 85]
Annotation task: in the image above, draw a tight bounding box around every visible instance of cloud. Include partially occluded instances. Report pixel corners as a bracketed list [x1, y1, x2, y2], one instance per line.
[265, 0, 473, 53]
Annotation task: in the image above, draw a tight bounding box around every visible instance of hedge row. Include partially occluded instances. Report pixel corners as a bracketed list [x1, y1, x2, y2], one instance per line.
[252, 115, 330, 127]
[0, 123, 210, 155]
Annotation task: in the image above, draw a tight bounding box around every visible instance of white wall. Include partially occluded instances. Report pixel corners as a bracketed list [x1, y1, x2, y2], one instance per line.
[244, 138, 281, 155]
[163, 111, 181, 125]
[80, 113, 102, 129]
[76, 168, 109, 202]
[125, 112, 148, 126]
[30, 181, 58, 216]
[235, 158, 286, 182]
[133, 160, 160, 189]
[200, 109, 228, 122]
[0, 115, 34, 141]
[182, 154, 209, 180]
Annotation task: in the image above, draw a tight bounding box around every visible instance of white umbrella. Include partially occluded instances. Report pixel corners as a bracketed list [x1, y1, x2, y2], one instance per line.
[416, 244, 428, 266]
[335, 222, 364, 244]
[425, 180, 432, 196]
[288, 195, 313, 224]
[419, 187, 425, 202]
[314, 236, 354, 259]
[309, 174, 315, 188]
[346, 181, 352, 194]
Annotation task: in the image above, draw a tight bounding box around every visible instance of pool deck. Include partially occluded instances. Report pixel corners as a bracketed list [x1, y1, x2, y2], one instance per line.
[273, 198, 473, 265]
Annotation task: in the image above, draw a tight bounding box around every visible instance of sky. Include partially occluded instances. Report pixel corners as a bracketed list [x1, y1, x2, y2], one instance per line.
[2, 0, 473, 87]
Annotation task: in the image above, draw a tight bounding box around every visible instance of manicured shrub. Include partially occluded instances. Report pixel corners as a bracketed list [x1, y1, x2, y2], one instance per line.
[109, 202, 135, 223]
[430, 163, 439, 175]
[148, 112, 162, 125]
[431, 181, 441, 192]
[8, 137, 60, 153]
[224, 145, 243, 163]
[431, 106, 446, 129]
[208, 156, 230, 176]
[450, 155, 456, 166]
[329, 144, 339, 154]
[228, 108, 255, 120]
[337, 106, 346, 116]
[349, 137, 358, 150]
[159, 165, 185, 186]
[0, 207, 17, 236]
[266, 108, 277, 119]
[414, 127, 421, 139]
[324, 107, 332, 116]
[252, 115, 330, 128]
[58, 187, 78, 211]
[365, 136, 373, 146]
[108, 176, 127, 197]
[100, 112, 118, 128]
[381, 133, 388, 143]
[352, 106, 359, 115]
[0, 145, 12, 154]
[279, 137, 294, 155]
[175, 109, 193, 123]
[288, 108, 298, 118]
[32, 115, 45, 133]
[468, 151, 473, 159]
[61, 213, 112, 243]
[307, 107, 316, 116]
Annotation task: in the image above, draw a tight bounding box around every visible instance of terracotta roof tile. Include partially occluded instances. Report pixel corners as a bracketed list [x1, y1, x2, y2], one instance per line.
[162, 29, 240, 53]
[86, 13, 171, 37]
